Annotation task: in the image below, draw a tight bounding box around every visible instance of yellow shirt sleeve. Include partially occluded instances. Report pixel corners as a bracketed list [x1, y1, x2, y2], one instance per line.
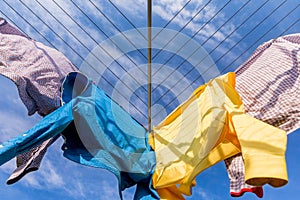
[150, 72, 288, 199]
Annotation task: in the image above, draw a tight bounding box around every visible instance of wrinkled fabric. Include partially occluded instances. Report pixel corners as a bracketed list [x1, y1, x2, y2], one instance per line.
[0, 18, 77, 184]
[0, 18, 29, 38]
[149, 73, 288, 199]
[0, 72, 158, 200]
[0, 33, 77, 116]
[236, 33, 300, 132]
[6, 136, 59, 184]
[224, 33, 300, 197]
[224, 153, 263, 198]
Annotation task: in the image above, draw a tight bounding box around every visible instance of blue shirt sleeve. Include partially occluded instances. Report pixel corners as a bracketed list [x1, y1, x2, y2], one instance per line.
[0, 101, 74, 166]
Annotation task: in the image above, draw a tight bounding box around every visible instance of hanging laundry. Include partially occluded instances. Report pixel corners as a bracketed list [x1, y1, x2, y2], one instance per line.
[0, 72, 159, 200]
[0, 33, 77, 116]
[0, 17, 29, 38]
[0, 18, 77, 184]
[224, 153, 263, 198]
[236, 33, 300, 132]
[149, 72, 288, 199]
[224, 33, 300, 197]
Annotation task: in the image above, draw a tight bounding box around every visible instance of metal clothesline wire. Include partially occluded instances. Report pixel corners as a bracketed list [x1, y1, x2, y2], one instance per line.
[2, 0, 148, 120]
[1, 0, 298, 126]
[151, 0, 193, 40]
[151, 0, 215, 61]
[151, 0, 234, 86]
[52, 0, 149, 89]
[151, 0, 252, 80]
[71, 0, 202, 102]
[0, 10, 45, 45]
[88, 0, 150, 63]
[88, 0, 149, 62]
[195, 0, 287, 72]
[107, 0, 148, 42]
[148, 0, 152, 133]
[105, 0, 195, 63]
[68, 0, 152, 111]
[195, 0, 290, 77]
[64, 0, 148, 71]
[31, 0, 150, 116]
[106, 0, 194, 53]
[34, 0, 145, 87]
[103, 0, 216, 125]
[151, 0, 270, 111]
[153, 0, 290, 119]
[82, 0, 215, 128]
[221, 14, 300, 74]
[152, 1, 297, 120]
[151, 15, 299, 138]
[2, 0, 198, 125]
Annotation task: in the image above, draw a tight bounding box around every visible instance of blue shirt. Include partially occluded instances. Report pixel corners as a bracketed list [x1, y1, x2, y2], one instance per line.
[0, 72, 158, 200]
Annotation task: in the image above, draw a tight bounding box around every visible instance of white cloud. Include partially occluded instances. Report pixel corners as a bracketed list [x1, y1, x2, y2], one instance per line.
[20, 159, 64, 190]
[107, 0, 242, 72]
[194, 188, 210, 199]
[98, 181, 120, 200]
[111, 0, 240, 44]
[0, 159, 16, 174]
[64, 180, 87, 199]
[0, 77, 42, 142]
[109, 0, 233, 46]
[109, 0, 146, 18]
[41, 160, 64, 187]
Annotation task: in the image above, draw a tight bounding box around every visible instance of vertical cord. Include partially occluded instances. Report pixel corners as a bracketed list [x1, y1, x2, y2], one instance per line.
[148, 0, 152, 133]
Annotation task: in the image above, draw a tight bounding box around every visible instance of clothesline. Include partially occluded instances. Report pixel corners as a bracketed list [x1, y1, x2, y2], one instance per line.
[0, 1, 299, 199]
[1, 1, 298, 128]
[153, 4, 299, 119]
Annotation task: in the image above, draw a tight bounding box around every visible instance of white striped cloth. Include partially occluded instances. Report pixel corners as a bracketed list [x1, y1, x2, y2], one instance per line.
[0, 17, 29, 38]
[225, 33, 300, 197]
[0, 18, 77, 184]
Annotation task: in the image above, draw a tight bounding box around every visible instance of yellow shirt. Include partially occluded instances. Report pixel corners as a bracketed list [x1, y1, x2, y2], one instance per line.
[149, 72, 288, 199]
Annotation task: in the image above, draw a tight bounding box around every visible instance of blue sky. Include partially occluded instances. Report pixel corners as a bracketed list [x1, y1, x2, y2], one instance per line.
[0, 0, 299, 199]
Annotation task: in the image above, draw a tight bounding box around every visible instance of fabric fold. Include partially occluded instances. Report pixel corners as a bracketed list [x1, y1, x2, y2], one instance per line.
[0, 72, 159, 200]
[0, 18, 77, 184]
[224, 153, 263, 198]
[149, 72, 288, 199]
[224, 32, 300, 197]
